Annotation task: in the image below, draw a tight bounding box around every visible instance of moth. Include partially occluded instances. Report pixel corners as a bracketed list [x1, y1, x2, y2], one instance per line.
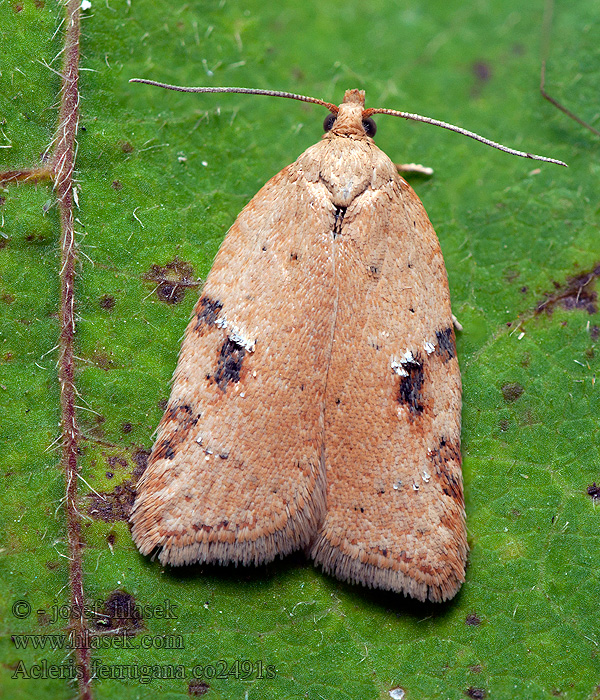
[129, 83, 565, 602]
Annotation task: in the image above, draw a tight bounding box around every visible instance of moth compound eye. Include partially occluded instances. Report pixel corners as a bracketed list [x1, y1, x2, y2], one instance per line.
[362, 117, 377, 137]
[323, 113, 337, 132]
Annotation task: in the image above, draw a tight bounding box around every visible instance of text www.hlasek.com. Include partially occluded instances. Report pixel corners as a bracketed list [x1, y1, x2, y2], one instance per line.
[12, 631, 184, 651]
[12, 658, 277, 684]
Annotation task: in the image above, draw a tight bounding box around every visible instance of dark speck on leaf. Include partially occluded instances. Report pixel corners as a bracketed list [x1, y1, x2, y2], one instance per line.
[502, 382, 524, 403]
[188, 680, 210, 696]
[143, 258, 200, 305]
[587, 483, 600, 500]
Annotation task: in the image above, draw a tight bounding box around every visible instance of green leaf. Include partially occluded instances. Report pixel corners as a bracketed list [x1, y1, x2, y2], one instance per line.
[2, 0, 600, 698]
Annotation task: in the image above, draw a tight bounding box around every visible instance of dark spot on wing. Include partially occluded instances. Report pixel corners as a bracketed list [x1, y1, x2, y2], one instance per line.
[194, 296, 223, 330]
[154, 438, 176, 461]
[397, 353, 424, 414]
[153, 403, 201, 459]
[333, 206, 346, 238]
[435, 327, 456, 362]
[213, 338, 246, 392]
[165, 402, 198, 427]
[428, 437, 463, 504]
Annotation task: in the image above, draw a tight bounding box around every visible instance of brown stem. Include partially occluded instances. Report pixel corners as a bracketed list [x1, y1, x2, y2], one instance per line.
[0, 0, 92, 695]
[0, 167, 52, 185]
[50, 0, 93, 698]
[540, 0, 600, 137]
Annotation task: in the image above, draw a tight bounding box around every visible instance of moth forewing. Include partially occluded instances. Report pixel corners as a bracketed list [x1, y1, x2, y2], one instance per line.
[309, 161, 465, 602]
[130, 167, 335, 566]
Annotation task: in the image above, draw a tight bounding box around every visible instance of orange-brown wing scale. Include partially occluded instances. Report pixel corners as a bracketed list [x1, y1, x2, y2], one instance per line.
[308, 154, 465, 602]
[131, 167, 338, 566]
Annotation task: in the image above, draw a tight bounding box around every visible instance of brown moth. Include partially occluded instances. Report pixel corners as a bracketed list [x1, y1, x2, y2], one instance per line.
[129, 83, 565, 602]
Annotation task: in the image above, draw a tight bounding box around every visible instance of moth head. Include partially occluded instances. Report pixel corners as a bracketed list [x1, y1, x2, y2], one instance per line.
[322, 90, 377, 139]
[323, 112, 377, 138]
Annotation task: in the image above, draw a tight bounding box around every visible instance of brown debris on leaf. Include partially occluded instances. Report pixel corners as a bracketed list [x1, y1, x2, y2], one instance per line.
[587, 483, 600, 500]
[91, 590, 144, 633]
[143, 257, 201, 305]
[88, 480, 136, 522]
[536, 263, 600, 316]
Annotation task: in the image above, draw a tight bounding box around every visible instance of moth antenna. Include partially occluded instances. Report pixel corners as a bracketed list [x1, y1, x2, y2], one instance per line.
[129, 80, 339, 113]
[130, 79, 566, 166]
[363, 107, 567, 166]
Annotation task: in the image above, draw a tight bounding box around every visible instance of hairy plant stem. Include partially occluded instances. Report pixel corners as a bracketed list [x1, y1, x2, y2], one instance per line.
[51, 1, 92, 697]
[0, 0, 93, 696]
